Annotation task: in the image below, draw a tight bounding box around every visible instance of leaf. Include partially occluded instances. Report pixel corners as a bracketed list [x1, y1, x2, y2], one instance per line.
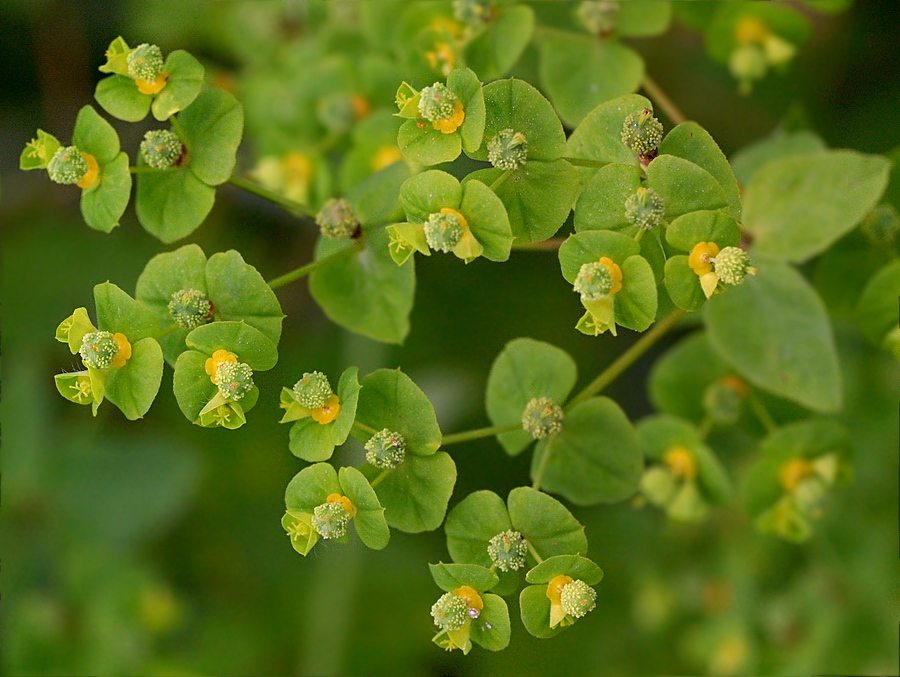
[285, 463, 342, 511]
[448, 67, 486, 154]
[72, 105, 120, 164]
[361, 451, 456, 533]
[519, 585, 561, 639]
[398, 118, 462, 166]
[95, 74, 152, 122]
[539, 33, 644, 128]
[445, 490, 513, 567]
[136, 166, 216, 243]
[463, 4, 534, 80]
[178, 88, 244, 186]
[94, 282, 159, 341]
[459, 178, 513, 262]
[172, 350, 217, 423]
[507, 487, 588, 560]
[354, 368, 441, 456]
[103, 337, 164, 420]
[856, 259, 900, 347]
[400, 169, 462, 223]
[664, 256, 706, 312]
[471, 594, 511, 651]
[646, 155, 728, 219]
[429, 563, 499, 593]
[742, 150, 891, 263]
[339, 466, 390, 550]
[151, 50, 205, 121]
[80, 152, 131, 233]
[617, 1, 672, 36]
[559, 230, 641, 283]
[185, 320, 278, 370]
[289, 418, 338, 462]
[704, 260, 842, 412]
[730, 130, 826, 186]
[665, 210, 742, 253]
[332, 367, 361, 445]
[530, 397, 642, 505]
[486, 338, 577, 455]
[525, 554, 603, 586]
[309, 228, 416, 344]
[574, 163, 643, 233]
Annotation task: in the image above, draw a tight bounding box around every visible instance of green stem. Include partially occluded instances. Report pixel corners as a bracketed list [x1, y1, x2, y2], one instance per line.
[353, 420, 379, 436]
[441, 422, 520, 446]
[531, 443, 553, 492]
[567, 308, 687, 408]
[169, 115, 187, 142]
[526, 541, 544, 564]
[267, 241, 363, 290]
[748, 394, 778, 433]
[511, 238, 566, 252]
[698, 414, 714, 440]
[370, 469, 391, 488]
[633, 228, 645, 244]
[490, 169, 512, 191]
[641, 74, 688, 126]
[228, 174, 315, 217]
[561, 156, 608, 169]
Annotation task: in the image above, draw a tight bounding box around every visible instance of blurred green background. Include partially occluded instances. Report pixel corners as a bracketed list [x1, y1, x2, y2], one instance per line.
[3, 1, 899, 675]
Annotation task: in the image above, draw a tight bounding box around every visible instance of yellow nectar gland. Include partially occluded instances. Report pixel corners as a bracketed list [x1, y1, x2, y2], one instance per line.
[77, 153, 100, 189]
[205, 349, 237, 382]
[546, 575, 574, 605]
[597, 256, 623, 294]
[432, 101, 465, 135]
[310, 393, 341, 424]
[110, 333, 132, 367]
[136, 72, 168, 95]
[452, 585, 484, 611]
[689, 242, 720, 276]
[719, 375, 748, 397]
[426, 41, 456, 76]
[779, 458, 815, 493]
[663, 445, 698, 481]
[372, 146, 403, 172]
[440, 207, 469, 231]
[735, 16, 769, 46]
[326, 493, 357, 518]
[351, 94, 370, 120]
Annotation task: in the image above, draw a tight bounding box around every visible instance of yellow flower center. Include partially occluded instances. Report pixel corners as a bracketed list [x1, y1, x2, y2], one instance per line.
[426, 41, 456, 76]
[326, 493, 357, 517]
[310, 393, 341, 424]
[432, 101, 465, 134]
[719, 375, 748, 396]
[663, 445, 698, 481]
[372, 145, 403, 172]
[110, 332, 132, 367]
[689, 241, 720, 276]
[735, 16, 769, 46]
[546, 574, 574, 605]
[440, 207, 469, 231]
[205, 349, 238, 382]
[77, 153, 100, 189]
[136, 72, 168, 95]
[452, 585, 484, 611]
[779, 458, 815, 493]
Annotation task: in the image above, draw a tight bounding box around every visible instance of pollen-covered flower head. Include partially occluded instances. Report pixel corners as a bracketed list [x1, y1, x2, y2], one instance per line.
[79, 330, 120, 369]
[48, 146, 89, 185]
[430, 592, 469, 632]
[521, 396, 564, 439]
[624, 187, 665, 230]
[713, 246, 755, 285]
[214, 361, 254, 401]
[311, 500, 352, 539]
[487, 129, 528, 171]
[127, 43, 165, 82]
[559, 579, 597, 618]
[365, 429, 407, 469]
[621, 108, 664, 155]
[424, 210, 465, 253]
[418, 83, 459, 123]
[140, 129, 183, 170]
[487, 529, 528, 572]
[578, 0, 620, 35]
[316, 198, 360, 240]
[574, 259, 622, 301]
[292, 371, 333, 409]
[167, 288, 212, 329]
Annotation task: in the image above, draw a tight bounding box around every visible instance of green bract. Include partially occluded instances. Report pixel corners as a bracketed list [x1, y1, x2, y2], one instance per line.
[135, 244, 284, 366]
[283, 464, 389, 555]
[279, 367, 361, 462]
[445, 488, 588, 596]
[54, 283, 163, 420]
[519, 554, 603, 638]
[95, 37, 204, 122]
[136, 89, 244, 242]
[393, 169, 513, 264]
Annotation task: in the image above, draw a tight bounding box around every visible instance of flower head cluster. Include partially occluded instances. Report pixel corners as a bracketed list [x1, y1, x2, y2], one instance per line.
[425, 209, 465, 252]
[487, 530, 528, 572]
[418, 83, 458, 123]
[79, 330, 131, 370]
[578, 0, 620, 35]
[292, 371, 333, 409]
[546, 575, 597, 628]
[316, 198, 360, 240]
[312, 500, 352, 539]
[689, 242, 756, 298]
[48, 146, 89, 185]
[365, 429, 407, 469]
[487, 129, 528, 171]
[625, 187, 665, 230]
[431, 592, 469, 632]
[640, 445, 709, 522]
[168, 288, 213, 329]
[621, 109, 664, 155]
[214, 361, 254, 401]
[454, 0, 494, 27]
[521, 397, 564, 439]
[127, 43, 165, 82]
[140, 129, 183, 170]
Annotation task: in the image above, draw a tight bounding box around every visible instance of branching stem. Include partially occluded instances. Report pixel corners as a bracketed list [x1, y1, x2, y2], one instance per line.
[441, 422, 520, 446]
[227, 174, 315, 217]
[267, 241, 363, 290]
[353, 420, 379, 436]
[526, 541, 544, 564]
[511, 238, 566, 252]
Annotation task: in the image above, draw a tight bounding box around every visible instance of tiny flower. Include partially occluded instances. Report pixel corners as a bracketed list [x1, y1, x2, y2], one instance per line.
[663, 445, 698, 481]
[454, 0, 494, 27]
[79, 330, 131, 369]
[621, 109, 664, 156]
[424, 209, 465, 252]
[574, 259, 622, 301]
[140, 129, 183, 170]
[624, 187, 665, 231]
[315, 198, 360, 240]
[712, 246, 756, 286]
[559, 579, 597, 619]
[688, 241, 722, 299]
[778, 457, 815, 493]
[431, 592, 469, 632]
[311, 495, 355, 539]
[578, 0, 620, 36]
[365, 429, 407, 469]
[292, 371, 333, 409]
[214, 361, 254, 401]
[167, 288, 213, 329]
[127, 43, 167, 94]
[521, 397, 564, 439]
[48, 146, 99, 189]
[418, 83, 465, 134]
[487, 128, 528, 171]
[487, 529, 528, 572]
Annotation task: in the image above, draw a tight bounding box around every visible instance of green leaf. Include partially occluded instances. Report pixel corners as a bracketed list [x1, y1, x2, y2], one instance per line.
[400, 169, 462, 223]
[289, 418, 337, 462]
[136, 166, 216, 243]
[704, 260, 842, 412]
[659, 122, 741, 220]
[185, 320, 278, 370]
[856, 260, 900, 348]
[72, 105, 120, 164]
[465, 160, 578, 244]
[448, 67, 486, 154]
[151, 50, 205, 121]
[486, 338, 577, 455]
[519, 585, 561, 639]
[525, 554, 603, 586]
[309, 228, 415, 344]
[429, 563, 499, 593]
[285, 463, 342, 511]
[398, 118, 462, 166]
[507, 487, 588, 560]
[103, 337, 164, 421]
[332, 367, 361, 445]
[742, 150, 891, 263]
[445, 491, 515, 589]
[354, 368, 441, 456]
[172, 350, 216, 423]
[361, 451, 456, 533]
[95, 75, 152, 122]
[339, 466, 390, 550]
[178, 88, 244, 186]
[559, 230, 641, 283]
[664, 256, 706, 312]
[94, 282, 159, 341]
[468, 78, 566, 163]
[459, 178, 513, 262]
[80, 152, 131, 233]
[539, 33, 644, 128]
[530, 397, 642, 505]
[730, 130, 826, 186]
[463, 4, 534, 80]
[574, 163, 643, 233]
[647, 155, 729, 219]
[617, 1, 672, 36]
[472, 594, 511, 651]
[666, 210, 742, 253]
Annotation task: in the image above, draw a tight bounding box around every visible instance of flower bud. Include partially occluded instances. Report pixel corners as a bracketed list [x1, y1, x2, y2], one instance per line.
[140, 130, 183, 170]
[168, 289, 213, 329]
[521, 397, 564, 439]
[487, 529, 528, 572]
[292, 371, 333, 409]
[127, 43, 165, 82]
[311, 501, 351, 539]
[316, 198, 360, 240]
[624, 187, 665, 230]
[560, 579, 597, 619]
[574, 261, 615, 300]
[424, 210, 465, 253]
[621, 109, 664, 155]
[487, 128, 528, 171]
[48, 146, 89, 185]
[215, 362, 254, 401]
[729, 45, 767, 94]
[454, 0, 493, 27]
[712, 246, 755, 285]
[578, 0, 620, 36]
[431, 592, 469, 631]
[418, 83, 459, 123]
[79, 331, 120, 369]
[365, 429, 407, 469]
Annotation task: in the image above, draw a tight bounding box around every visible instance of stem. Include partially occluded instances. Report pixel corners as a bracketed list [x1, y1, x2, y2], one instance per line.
[169, 115, 186, 142]
[531, 443, 553, 491]
[370, 469, 391, 488]
[267, 241, 363, 290]
[490, 169, 512, 191]
[353, 420, 379, 436]
[441, 422, 520, 446]
[748, 394, 778, 433]
[633, 229, 645, 244]
[641, 74, 687, 126]
[567, 308, 687, 408]
[227, 174, 315, 217]
[511, 238, 566, 252]
[561, 156, 607, 169]
[526, 541, 544, 564]
[698, 414, 714, 440]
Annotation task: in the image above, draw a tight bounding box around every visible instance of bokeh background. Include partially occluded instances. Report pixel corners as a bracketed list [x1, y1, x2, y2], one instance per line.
[3, 1, 899, 675]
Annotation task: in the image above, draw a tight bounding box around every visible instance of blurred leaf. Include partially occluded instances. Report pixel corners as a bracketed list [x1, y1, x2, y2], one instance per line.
[730, 130, 825, 186]
[464, 5, 534, 80]
[856, 259, 900, 348]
